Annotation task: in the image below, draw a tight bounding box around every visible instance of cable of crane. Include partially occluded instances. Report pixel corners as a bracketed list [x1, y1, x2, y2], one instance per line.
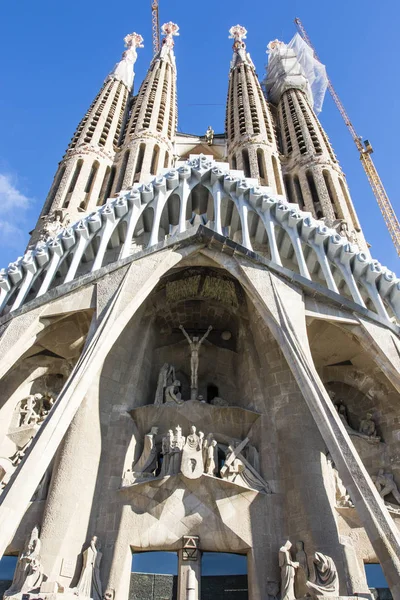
[294, 17, 400, 257]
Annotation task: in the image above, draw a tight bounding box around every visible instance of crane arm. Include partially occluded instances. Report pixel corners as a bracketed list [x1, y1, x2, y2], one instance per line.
[151, 0, 160, 57]
[294, 17, 400, 257]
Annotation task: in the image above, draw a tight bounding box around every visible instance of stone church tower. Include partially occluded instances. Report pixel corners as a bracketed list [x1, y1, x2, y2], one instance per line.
[0, 21, 400, 600]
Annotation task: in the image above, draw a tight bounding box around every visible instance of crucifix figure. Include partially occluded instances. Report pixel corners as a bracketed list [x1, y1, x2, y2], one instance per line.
[179, 325, 212, 398]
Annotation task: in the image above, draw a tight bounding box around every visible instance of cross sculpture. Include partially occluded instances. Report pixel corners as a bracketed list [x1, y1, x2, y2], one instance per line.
[179, 325, 212, 400]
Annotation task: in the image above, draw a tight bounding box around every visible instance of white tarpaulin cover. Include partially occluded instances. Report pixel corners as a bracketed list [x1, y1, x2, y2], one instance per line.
[266, 33, 328, 114]
[288, 33, 328, 113]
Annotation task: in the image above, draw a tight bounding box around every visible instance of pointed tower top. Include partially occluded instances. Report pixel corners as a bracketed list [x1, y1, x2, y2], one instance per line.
[109, 31, 144, 91]
[228, 25, 254, 69]
[229, 24, 247, 49]
[161, 22, 180, 47]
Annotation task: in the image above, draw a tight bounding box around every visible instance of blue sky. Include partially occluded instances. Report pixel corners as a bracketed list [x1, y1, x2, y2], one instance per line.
[0, 0, 398, 272]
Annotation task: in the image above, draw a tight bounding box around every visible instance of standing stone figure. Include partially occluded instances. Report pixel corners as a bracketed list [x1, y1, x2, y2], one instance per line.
[132, 427, 159, 479]
[155, 363, 176, 405]
[75, 536, 102, 600]
[5, 526, 43, 597]
[181, 425, 204, 479]
[179, 325, 212, 397]
[205, 440, 218, 475]
[279, 540, 299, 600]
[160, 429, 173, 476]
[168, 426, 185, 475]
[306, 552, 339, 597]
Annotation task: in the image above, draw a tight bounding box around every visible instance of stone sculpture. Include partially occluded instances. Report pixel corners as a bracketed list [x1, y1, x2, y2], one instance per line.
[221, 438, 271, 493]
[75, 536, 102, 600]
[359, 412, 380, 440]
[210, 396, 229, 407]
[205, 125, 214, 145]
[179, 324, 212, 398]
[327, 454, 353, 508]
[306, 552, 339, 597]
[160, 429, 173, 477]
[131, 427, 159, 480]
[4, 526, 43, 597]
[165, 380, 183, 405]
[19, 394, 41, 426]
[205, 439, 218, 476]
[332, 397, 380, 443]
[295, 541, 309, 578]
[373, 469, 400, 505]
[155, 363, 176, 405]
[181, 425, 204, 479]
[168, 425, 186, 475]
[279, 540, 299, 600]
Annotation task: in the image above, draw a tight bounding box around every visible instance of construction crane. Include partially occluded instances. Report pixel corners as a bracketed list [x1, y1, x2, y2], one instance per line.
[294, 17, 400, 257]
[151, 0, 160, 56]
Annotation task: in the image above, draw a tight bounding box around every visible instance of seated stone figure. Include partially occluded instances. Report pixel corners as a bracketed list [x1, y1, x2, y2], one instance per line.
[373, 469, 400, 505]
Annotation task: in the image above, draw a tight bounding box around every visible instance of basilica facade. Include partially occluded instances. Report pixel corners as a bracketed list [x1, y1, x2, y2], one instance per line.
[0, 21, 400, 600]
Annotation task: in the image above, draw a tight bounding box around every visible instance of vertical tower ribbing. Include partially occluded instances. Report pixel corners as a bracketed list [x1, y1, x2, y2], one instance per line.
[225, 25, 284, 195]
[29, 32, 144, 245]
[266, 40, 366, 250]
[113, 22, 179, 190]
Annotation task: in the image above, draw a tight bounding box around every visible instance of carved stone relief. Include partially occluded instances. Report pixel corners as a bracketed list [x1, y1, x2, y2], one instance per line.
[122, 424, 271, 493]
[279, 540, 339, 600]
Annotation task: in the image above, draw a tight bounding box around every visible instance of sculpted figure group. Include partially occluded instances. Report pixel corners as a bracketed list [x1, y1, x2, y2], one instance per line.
[329, 391, 381, 443]
[0, 393, 56, 493]
[279, 540, 339, 600]
[127, 425, 270, 492]
[5, 529, 106, 599]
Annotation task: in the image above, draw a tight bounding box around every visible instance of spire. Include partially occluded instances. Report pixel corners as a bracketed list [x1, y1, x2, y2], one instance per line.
[109, 32, 144, 91]
[229, 25, 254, 69]
[112, 22, 179, 189]
[225, 25, 284, 194]
[28, 31, 143, 245]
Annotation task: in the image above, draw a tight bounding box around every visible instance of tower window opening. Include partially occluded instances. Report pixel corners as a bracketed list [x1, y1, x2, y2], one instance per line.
[293, 175, 305, 210]
[103, 166, 116, 203]
[150, 145, 160, 176]
[306, 170, 323, 218]
[323, 170, 341, 219]
[164, 152, 169, 169]
[63, 159, 83, 207]
[231, 155, 237, 170]
[84, 160, 99, 195]
[286, 92, 306, 155]
[338, 177, 360, 230]
[97, 166, 111, 206]
[255, 77, 273, 143]
[272, 155, 283, 195]
[280, 99, 292, 154]
[256, 149, 268, 185]
[116, 150, 130, 193]
[284, 174, 294, 204]
[242, 149, 251, 178]
[296, 91, 322, 155]
[133, 143, 146, 183]
[44, 165, 66, 215]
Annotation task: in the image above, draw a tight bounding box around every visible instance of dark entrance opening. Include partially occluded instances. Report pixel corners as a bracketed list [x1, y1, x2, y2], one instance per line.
[201, 552, 248, 600]
[207, 384, 219, 403]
